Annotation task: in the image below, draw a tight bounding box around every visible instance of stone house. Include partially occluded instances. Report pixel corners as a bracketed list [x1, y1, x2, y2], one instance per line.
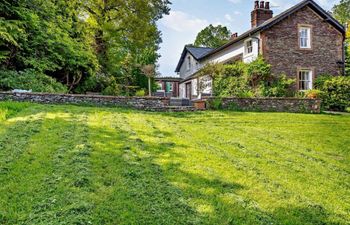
[175, 0, 346, 99]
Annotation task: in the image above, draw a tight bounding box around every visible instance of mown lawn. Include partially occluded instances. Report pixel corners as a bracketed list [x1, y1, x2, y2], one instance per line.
[0, 102, 349, 225]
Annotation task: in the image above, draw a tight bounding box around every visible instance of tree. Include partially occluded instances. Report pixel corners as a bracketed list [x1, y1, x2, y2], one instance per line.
[0, 0, 98, 91]
[332, 0, 350, 24]
[332, 0, 350, 75]
[82, 0, 170, 92]
[141, 64, 156, 97]
[0, 0, 171, 94]
[194, 25, 231, 49]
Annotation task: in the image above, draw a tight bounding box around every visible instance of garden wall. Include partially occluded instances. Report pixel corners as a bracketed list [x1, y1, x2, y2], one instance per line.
[207, 97, 321, 113]
[0, 92, 170, 110]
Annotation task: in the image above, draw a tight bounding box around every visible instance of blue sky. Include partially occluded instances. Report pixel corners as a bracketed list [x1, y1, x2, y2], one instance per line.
[157, 0, 340, 76]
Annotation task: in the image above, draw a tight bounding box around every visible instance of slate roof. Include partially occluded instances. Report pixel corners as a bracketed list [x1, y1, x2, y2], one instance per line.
[174, 0, 346, 73]
[175, 46, 213, 72]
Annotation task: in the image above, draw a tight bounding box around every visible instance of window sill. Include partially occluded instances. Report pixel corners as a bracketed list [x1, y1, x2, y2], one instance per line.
[298, 47, 312, 51]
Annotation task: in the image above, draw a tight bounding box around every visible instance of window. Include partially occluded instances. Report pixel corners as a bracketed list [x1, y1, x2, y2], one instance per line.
[157, 82, 163, 91]
[246, 40, 253, 54]
[166, 82, 173, 92]
[187, 56, 191, 71]
[299, 27, 311, 49]
[299, 70, 313, 90]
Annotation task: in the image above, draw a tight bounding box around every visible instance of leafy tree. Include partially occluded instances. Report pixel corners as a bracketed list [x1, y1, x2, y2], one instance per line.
[0, 0, 98, 91]
[0, 0, 170, 94]
[332, 0, 350, 75]
[82, 0, 170, 93]
[332, 0, 350, 24]
[194, 25, 231, 49]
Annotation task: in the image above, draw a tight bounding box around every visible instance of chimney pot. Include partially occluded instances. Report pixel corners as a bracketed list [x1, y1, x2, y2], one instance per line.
[251, 0, 273, 28]
[231, 33, 238, 40]
[254, 1, 259, 9]
[260, 1, 265, 9]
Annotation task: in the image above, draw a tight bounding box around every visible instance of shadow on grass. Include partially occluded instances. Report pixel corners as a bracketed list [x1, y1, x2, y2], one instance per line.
[0, 105, 345, 224]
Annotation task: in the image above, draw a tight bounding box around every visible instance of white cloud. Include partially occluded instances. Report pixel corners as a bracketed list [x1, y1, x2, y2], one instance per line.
[228, 0, 242, 4]
[161, 11, 209, 32]
[269, 0, 339, 11]
[225, 14, 234, 22]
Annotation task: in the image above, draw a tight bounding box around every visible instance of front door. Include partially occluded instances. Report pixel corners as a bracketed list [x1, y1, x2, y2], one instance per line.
[185, 82, 192, 99]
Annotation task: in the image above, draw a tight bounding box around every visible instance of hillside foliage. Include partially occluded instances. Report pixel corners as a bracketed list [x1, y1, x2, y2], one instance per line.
[0, 0, 170, 95]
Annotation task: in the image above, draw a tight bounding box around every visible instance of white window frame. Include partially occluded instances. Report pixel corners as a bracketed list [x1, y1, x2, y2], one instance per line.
[245, 40, 253, 55]
[298, 70, 313, 91]
[299, 26, 311, 49]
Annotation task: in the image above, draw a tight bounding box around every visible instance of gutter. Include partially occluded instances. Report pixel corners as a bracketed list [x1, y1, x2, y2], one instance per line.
[343, 23, 348, 76]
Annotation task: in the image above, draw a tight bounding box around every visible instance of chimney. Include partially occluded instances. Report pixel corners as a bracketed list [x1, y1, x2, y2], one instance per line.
[231, 32, 238, 40]
[251, 1, 273, 28]
[254, 1, 259, 9]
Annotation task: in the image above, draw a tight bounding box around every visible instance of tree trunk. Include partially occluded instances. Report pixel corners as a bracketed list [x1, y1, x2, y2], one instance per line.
[148, 77, 152, 97]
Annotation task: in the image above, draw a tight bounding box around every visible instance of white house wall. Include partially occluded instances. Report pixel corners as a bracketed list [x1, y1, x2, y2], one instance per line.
[179, 83, 185, 98]
[179, 53, 199, 79]
[205, 33, 260, 64]
[177, 33, 261, 99]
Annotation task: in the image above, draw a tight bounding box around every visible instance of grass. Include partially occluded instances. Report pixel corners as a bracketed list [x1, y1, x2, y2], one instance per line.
[0, 101, 349, 225]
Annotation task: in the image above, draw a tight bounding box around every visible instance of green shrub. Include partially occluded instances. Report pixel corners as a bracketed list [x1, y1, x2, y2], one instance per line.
[305, 89, 323, 99]
[102, 82, 122, 96]
[214, 75, 252, 97]
[135, 89, 146, 97]
[259, 74, 296, 97]
[314, 74, 333, 89]
[0, 70, 67, 93]
[319, 76, 350, 111]
[313, 76, 350, 111]
[207, 97, 223, 110]
[245, 56, 271, 88]
[223, 62, 246, 77]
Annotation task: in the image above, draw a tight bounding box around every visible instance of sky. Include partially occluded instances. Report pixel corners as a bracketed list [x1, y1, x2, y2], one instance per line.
[156, 0, 340, 77]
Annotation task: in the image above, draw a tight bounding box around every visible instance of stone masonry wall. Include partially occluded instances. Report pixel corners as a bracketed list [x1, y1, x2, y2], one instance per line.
[0, 92, 170, 110]
[261, 6, 344, 88]
[207, 97, 321, 113]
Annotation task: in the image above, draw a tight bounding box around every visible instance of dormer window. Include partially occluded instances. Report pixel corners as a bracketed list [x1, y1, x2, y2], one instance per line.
[299, 26, 312, 49]
[245, 40, 253, 54]
[187, 56, 191, 71]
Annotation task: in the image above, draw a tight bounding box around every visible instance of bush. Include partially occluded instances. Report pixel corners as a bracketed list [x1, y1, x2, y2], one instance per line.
[207, 97, 223, 110]
[0, 70, 67, 93]
[245, 56, 271, 88]
[318, 76, 350, 111]
[223, 62, 246, 77]
[314, 74, 333, 89]
[135, 89, 146, 97]
[258, 74, 296, 97]
[313, 75, 350, 111]
[305, 89, 323, 99]
[214, 75, 252, 98]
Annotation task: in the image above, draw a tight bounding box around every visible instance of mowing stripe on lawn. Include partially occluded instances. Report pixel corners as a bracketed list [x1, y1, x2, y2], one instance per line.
[87, 111, 200, 225]
[0, 111, 94, 224]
